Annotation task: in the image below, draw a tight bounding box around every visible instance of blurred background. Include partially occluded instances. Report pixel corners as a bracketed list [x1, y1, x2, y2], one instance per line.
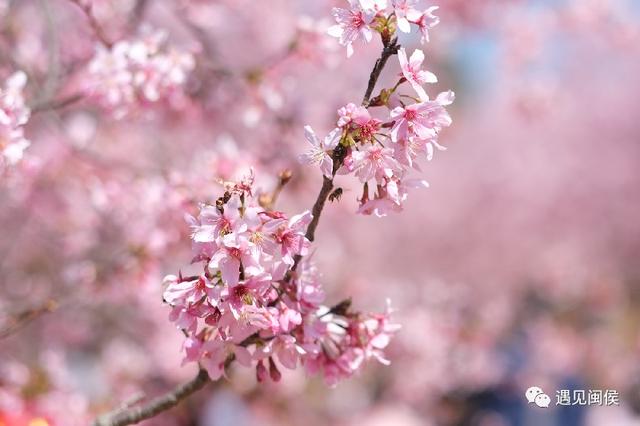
[1, 0, 639, 425]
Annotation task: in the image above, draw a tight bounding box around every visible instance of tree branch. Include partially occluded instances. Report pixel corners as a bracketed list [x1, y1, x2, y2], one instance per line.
[296, 37, 401, 263]
[92, 368, 210, 426]
[91, 34, 401, 426]
[362, 37, 399, 106]
[31, 92, 85, 114]
[68, 0, 113, 48]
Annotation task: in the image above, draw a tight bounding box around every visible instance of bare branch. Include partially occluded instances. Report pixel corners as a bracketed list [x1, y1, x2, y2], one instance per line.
[128, 0, 149, 32]
[294, 37, 401, 268]
[68, 0, 113, 48]
[91, 34, 401, 426]
[31, 92, 85, 114]
[362, 37, 399, 106]
[92, 369, 210, 426]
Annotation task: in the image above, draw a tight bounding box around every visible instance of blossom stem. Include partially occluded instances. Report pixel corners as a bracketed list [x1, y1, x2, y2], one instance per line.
[92, 368, 210, 426]
[362, 37, 399, 107]
[31, 92, 85, 114]
[68, 0, 113, 48]
[295, 37, 401, 269]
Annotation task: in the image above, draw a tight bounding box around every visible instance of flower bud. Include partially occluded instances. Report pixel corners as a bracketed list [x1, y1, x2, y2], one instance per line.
[268, 357, 282, 382]
[256, 360, 268, 383]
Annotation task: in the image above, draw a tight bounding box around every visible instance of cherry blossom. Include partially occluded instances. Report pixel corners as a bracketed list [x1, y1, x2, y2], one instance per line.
[352, 145, 402, 183]
[398, 47, 437, 100]
[298, 125, 342, 178]
[407, 6, 440, 43]
[328, 0, 378, 57]
[338, 103, 383, 143]
[390, 99, 452, 142]
[86, 29, 194, 116]
[0, 71, 30, 174]
[392, 0, 420, 33]
[163, 181, 400, 385]
[305, 3, 453, 218]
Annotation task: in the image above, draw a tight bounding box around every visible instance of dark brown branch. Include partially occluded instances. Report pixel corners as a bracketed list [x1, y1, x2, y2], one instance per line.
[295, 37, 401, 267]
[362, 37, 399, 107]
[92, 369, 210, 426]
[304, 175, 335, 243]
[68, 0, 113, 48]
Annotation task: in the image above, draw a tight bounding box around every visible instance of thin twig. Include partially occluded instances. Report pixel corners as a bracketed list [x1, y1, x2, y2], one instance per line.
[294, 37, 401, 268]
[304, 175, 335, 243]
[0, 300, 58, 340]
[68, 0, 113, 48]
[38, 0, 62, 107]
[92, 369, 210, 426]
[362, 37, 399, 106]
[128, 0, 149, 32]
[31, 92, 85, 114]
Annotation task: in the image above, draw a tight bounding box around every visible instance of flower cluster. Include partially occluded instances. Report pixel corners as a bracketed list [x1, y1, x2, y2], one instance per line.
[163, 174, 398, 385]
[301, 57, 453, 216]
[86, 29, 195, 117]
[328, 0, 440, 57]
[0, 71, 30, 174]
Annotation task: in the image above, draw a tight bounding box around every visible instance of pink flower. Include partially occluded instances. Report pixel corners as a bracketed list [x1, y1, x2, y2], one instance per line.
[393, 135, 446, 167]
[338, 103, 382, 143]
[168, 305, 201, 333]
[189, 197, 243, 243]
[389, 99, 452, 142]
[163, 274, 215, 306]
[86, 29, 194, 116]
[299, 302, 399, 386]
[225, 272, 272, 320]
[407, 6, 440, 43]
[182, 336, 204, 365]
[350, 302, 401, 364]
[351, 145, 402, 183]
[278, 304, 303, 333]
[357, 177, 429, 217]
[165, 167, 403, 385]
[391, 0, 419, 33]
[1, 71, 30, 171]
[255, 335, 306, 369]
[299, 125, 342, 178]
[327, 0, 377, 57]
[209, 232, 262, 286]
[294, 258, 326, 312]
[398, 48, 437, 100]
[200, 337, 252, 380]
[337, 102, 369, 128]
[263, 211, 312, 265]
[357, 196, 399, 217]
[256, 360, 268, 382]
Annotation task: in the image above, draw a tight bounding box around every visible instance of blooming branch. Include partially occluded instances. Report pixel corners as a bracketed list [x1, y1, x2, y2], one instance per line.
[92, 1, 452, 424]
[91, 368, 210, 426]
